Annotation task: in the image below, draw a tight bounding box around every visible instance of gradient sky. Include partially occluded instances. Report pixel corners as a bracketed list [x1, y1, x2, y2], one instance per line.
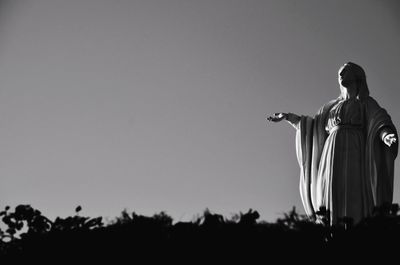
[0, 0, 399, 222]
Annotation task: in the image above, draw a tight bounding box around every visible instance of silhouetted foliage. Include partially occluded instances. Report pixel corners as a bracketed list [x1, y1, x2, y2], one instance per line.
[1, 203, 400, 262]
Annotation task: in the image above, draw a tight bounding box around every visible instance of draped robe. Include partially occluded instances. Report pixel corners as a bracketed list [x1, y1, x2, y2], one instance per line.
[295, 96, 398, 224]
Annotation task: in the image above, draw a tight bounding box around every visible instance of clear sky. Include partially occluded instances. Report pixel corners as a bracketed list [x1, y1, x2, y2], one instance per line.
[0, 0, 399, 222]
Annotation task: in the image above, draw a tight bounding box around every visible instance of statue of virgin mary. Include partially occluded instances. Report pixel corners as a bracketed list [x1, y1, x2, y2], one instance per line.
[267, 62, 398, 225]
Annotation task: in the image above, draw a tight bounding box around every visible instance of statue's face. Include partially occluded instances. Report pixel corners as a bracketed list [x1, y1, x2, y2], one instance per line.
[338, 64, 356, 88]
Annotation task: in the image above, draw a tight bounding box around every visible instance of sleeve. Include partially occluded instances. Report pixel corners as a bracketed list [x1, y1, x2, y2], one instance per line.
[285, 113, 302, 130]
[295, 99, 338, 218]
[296, 115, 315, 216]
[364, 97, 398, 207]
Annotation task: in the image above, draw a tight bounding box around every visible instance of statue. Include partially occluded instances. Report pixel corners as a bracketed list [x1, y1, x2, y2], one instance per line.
[267, 62, 398, 225]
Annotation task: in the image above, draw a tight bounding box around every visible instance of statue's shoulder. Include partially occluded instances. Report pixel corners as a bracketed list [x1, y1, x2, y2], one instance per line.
[363, 96, 380, 108]
[363, 96, 389, 116]
[317, 98, 340, 115]
[362, 96, 395, 131]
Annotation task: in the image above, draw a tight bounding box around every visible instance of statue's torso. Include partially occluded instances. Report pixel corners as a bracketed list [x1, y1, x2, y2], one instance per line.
[325, 98, 364, 133]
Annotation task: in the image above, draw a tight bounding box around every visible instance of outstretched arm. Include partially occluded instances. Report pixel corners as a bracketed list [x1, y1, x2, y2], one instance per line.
[266, 112, 301, 129]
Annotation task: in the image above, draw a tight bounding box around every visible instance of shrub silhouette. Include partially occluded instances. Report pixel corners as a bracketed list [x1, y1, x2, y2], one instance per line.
[1, 203, 399, 261]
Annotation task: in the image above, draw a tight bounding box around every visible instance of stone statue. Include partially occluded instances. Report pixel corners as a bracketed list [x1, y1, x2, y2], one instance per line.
[267, 62, 398, 225]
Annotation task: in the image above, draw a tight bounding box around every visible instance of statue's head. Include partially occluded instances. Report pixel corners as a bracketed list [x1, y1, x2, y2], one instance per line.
[338, 62, 369, 100]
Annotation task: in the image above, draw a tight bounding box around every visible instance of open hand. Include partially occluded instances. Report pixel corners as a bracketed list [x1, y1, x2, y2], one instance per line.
[266, 113, 287, 122]
[384, 133, 397, 147]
